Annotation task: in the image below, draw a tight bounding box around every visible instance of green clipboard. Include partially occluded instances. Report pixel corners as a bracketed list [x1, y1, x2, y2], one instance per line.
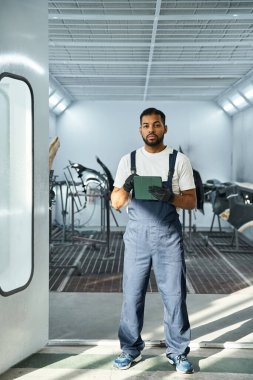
[133, 176, 162, 200]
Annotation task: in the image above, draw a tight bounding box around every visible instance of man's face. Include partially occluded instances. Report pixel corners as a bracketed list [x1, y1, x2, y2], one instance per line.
[139, 113, 167, 147]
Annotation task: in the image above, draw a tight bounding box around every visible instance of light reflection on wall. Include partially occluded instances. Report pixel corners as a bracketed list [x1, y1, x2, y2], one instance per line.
[0, 53, 44, 75]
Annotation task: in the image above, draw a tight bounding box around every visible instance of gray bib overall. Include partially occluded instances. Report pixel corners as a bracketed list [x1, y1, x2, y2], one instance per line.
[118, 149, 191, 358]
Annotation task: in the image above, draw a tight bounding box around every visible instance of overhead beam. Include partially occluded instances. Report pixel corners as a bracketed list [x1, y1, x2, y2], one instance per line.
[49, 41, 253, 47]
[143, 0, 161, 100]
[48, 14, 253, 21]
[53, 74, 240, 79]
[73, 95, 217, 100]
[63, 84, 229, 88]
[49, 60, 253, 65]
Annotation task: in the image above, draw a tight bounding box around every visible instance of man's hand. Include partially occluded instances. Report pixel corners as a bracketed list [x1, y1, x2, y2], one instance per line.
[149, 186, 173, 202]
[123, 174, 137, 193]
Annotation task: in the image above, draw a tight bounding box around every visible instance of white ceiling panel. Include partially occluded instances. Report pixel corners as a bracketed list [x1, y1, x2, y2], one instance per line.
[49, 0, 253, 102]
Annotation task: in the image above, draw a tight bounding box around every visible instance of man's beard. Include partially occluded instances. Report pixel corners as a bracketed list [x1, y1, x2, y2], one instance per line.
[142, 133, 164, 147]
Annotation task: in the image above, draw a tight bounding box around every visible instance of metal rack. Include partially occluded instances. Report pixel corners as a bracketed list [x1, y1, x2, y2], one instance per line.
[52, 161, 116, 258]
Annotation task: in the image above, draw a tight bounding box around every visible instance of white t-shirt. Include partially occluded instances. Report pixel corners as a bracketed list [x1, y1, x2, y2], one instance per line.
[114, 146, 195, 195]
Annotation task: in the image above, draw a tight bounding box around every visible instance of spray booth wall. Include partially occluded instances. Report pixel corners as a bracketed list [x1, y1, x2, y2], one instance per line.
[232, 106, 253, 184]
[50, 100, 234, 229]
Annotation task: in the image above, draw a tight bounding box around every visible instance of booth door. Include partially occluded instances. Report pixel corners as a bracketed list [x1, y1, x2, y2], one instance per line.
[0, 73, 49, 375]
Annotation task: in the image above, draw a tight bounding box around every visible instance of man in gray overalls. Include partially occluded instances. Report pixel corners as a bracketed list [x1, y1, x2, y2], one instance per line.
[111, 108, 196, 374]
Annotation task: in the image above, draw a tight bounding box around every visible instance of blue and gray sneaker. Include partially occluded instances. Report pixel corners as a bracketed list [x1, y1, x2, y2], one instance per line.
[113, 352, 142, 370]
[167, 354, 194, 374]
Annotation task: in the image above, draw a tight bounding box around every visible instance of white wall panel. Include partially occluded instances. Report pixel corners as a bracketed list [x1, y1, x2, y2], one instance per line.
[54, 100, 232, 181]
[232, 107, 253, 183]
[51, 100, 232, 228]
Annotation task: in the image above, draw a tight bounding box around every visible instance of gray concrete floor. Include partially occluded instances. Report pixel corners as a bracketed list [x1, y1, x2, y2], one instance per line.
[49, 287, 253, 345]
[1, 345, 253, 379]
[0, 287, 252, 380]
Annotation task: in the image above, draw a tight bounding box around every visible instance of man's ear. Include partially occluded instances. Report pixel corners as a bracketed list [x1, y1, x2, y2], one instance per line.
[164, 125, 168, 134]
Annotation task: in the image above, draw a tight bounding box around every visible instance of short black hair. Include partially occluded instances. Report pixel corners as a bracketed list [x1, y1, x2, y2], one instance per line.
[140, 107, 166, 125]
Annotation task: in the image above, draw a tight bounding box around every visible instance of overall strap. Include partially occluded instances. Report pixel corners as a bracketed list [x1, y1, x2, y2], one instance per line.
[130, 150, 137, 174]
[131, 148, 177, 178]
[167, 149, 178, 188]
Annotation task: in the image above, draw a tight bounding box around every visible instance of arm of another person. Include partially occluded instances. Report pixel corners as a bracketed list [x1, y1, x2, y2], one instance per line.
[111, 187, 130, 210]
[171, 188, 196, 210]
[111, 155, 131, 210]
